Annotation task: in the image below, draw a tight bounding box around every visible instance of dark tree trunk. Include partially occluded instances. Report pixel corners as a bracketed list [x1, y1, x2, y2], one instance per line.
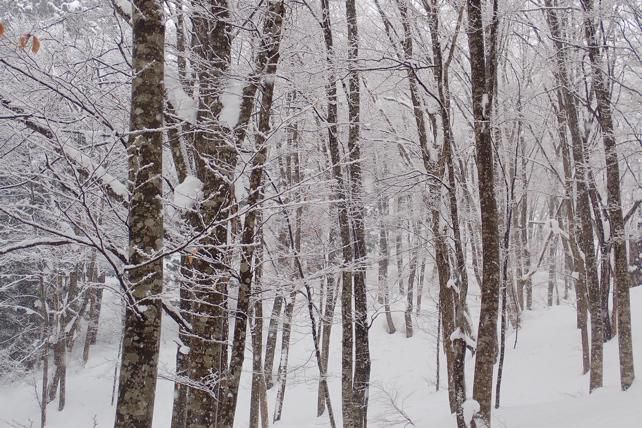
[114, 1, 165, 425]
[465, 1, 502, 425]
[581, 0, 635, 390]
[320, 1, 356, 425]
[346, 2, 371, 425]
[544, 0, 604, 392]
[219, 4, 285, 426]
[264, 295, 283, 390]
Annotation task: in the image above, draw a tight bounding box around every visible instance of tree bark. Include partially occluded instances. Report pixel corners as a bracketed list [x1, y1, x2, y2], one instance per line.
[114, 1, 165, 425]
[465, 1, 502, 425]
[543, 0, 604, 392]
[219, 3, 285, 426]
[580, 0, 635, 390]
[320, 1, 356, 425]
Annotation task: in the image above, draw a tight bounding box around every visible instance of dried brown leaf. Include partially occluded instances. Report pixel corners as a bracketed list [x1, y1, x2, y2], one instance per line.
[18, 33, 30, 49]
[31, 36, 40, 54]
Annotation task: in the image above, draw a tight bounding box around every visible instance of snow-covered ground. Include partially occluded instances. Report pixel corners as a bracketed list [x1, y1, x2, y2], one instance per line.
[1, 273, 640, 427]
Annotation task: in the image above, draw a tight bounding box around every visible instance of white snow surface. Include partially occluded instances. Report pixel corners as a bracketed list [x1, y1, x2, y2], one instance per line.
[1, 273, 641, 427]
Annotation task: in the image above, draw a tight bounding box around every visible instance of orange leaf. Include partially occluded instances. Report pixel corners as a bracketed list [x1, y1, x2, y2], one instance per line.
[0, 23, 5, 38]
[18, 33, 30, 49]
[31, 36, 40, 54]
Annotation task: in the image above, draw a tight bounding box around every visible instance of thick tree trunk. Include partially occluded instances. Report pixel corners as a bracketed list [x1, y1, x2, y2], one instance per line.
[466, 1, 502, 425]
[114, 1, 165, 425]
[183, 1, 233, 424]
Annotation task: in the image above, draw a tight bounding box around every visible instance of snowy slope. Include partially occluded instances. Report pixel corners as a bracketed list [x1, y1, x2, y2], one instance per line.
[1, 278, 641, 427]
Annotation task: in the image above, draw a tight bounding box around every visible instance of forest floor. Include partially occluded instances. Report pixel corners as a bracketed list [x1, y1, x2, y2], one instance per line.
[1, 272, 640, 427]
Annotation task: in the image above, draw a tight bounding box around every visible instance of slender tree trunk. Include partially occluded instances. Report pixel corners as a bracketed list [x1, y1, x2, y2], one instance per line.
[435, 300, 441, 392]
[346, 2, 371, 425]
[544, 0, 604, 392]
[416, 256, 426, 316]
[405, 246, 418, 338]
[581, 0, 635, 389]
[318, 272, 339, 415]
[396, 196, 405, 296]
[548, 196, 557, 307]
[82, 253, 98, 364]
[219, 5, 285, 426]
[249, 233, 268, 428]
[377, 196, 396, 334]
[272, 290, 296, 423]
[264, 295, 283, 390]
[320, 1, 356, 425]
[553, 90, 591, 374]
[170, 259, 191, 428]
[318, 217, 340, 417]
[40, 277, 49, 428]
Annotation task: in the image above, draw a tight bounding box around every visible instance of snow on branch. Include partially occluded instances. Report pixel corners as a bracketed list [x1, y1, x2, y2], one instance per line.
[165, 68, 197, 125]
[173, 175, 203, 210]
[0, 95, 129, 205]
[0, 238, 77, 256]
[62, 144, 128, 199]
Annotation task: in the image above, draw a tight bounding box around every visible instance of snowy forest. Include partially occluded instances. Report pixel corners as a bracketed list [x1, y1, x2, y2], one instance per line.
[0, 0, 640, 427]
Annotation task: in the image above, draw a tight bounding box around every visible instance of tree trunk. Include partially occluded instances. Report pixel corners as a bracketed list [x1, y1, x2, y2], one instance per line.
[466, 1, 502, 425]
[377, 196, 396, 334]
[396, 195, 405, 296]
[272, 289, 296, 422]
[264, 295, 283, 390]
[416, 256, 426, 316]
[320, 1, 356, 425]
[40, 277, 49, 428]
[114, 0, 165, 425]
[83, 260, 103, 363]
[249, 234, 268, 428]
[548, 196, 557, 307]
[405, 247, 417, 338]
[544, 0, 604, 392]
[580, 0, 635, 390]
[219, 4, 285, 426]
[345, 2, 371, 426]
